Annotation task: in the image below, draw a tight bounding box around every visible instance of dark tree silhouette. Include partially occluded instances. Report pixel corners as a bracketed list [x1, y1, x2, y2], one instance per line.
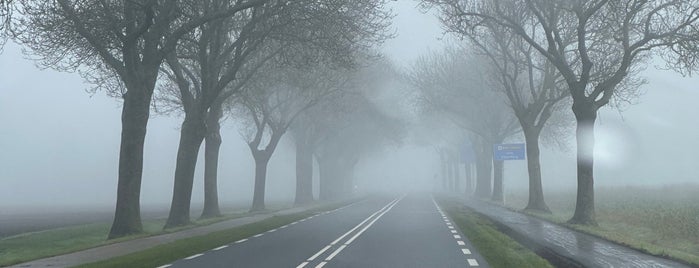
[426, 0, 699, 225]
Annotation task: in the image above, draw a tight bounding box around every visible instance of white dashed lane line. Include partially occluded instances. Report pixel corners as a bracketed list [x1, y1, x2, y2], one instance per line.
[184, 253, 204, 260]
[432, 196, 483, 267]
[166, 201, 363, 268]
[213, 245, 228, 251]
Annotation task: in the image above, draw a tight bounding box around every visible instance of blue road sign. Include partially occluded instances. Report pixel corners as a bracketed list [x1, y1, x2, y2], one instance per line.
[493, 143, 526, 161]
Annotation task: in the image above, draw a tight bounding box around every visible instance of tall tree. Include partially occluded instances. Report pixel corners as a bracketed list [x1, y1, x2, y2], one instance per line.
[157, 1, 278, 227]
[16, 0, 264, 238]
[456, 8, 570, 212]
[314, 96, 405, 200]
[410, 49, 520, 200]
[292, 58, 402, 201]
[426, 0, 699, 225]
[234, 63, 344, 211]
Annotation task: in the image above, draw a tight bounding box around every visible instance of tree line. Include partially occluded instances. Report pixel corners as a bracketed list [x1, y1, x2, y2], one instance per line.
[0, 0, 400, 239]
[415, 0, 699, 226]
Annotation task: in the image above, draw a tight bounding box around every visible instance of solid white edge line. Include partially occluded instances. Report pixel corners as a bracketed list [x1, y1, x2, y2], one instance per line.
[184, 253, 204, 260]
[324, 245, 347, 261]
[468, 258, 479, 266]
[213, 245, 228, 251]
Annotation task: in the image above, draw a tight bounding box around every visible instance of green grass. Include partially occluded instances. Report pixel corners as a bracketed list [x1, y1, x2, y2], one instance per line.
[505, 184, 699, 267]
[0, 210, 264, 267]
[74, 202, 349, 268]
[438, 197, 554, 268]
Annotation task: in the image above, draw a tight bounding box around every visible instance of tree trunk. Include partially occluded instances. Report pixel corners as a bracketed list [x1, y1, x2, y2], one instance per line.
[491, 160, 504, 203]
[318, 156, 330, 201]
[250, 152, 270, 212]
[294, 141, 314, 205]
[319, 155, 342, 200]
[165, 114, 206, 228]
[453, 158, 461, 192]
[446, 154, 454, 192]
[568, 101, 598, 225]
[523, 128, 551, 213]
[474, 141, 493, 199]
[440, 150, 448, 191]
[464, 163, 472, 195]
[108, 90, 151, 239]
[200, 106, 223, 219]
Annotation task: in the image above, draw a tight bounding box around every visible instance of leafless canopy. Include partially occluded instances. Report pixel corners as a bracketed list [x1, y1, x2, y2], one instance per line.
[424, 0, 699, 109]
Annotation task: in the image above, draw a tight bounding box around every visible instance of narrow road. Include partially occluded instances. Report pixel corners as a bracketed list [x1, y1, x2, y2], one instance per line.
[166, 193, 487, 268]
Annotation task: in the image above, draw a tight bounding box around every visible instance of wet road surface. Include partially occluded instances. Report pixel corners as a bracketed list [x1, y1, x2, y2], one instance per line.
[464, 198, 692, 268]
[166, 194, 487, 268]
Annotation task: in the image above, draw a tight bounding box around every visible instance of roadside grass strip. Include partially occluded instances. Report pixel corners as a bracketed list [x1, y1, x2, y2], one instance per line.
[436, 196, 554, 268]
[74, 201, 355, 268]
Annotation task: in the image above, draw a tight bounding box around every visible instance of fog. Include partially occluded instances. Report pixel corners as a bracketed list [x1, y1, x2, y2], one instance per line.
[1, 0, 699, 217]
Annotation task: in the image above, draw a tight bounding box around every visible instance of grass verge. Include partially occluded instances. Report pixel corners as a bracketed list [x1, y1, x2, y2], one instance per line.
[438, 197, 554, 268]
[0, 213, 252, 267]
[506, 185, 699, 267]
[74, 201, 350, 268]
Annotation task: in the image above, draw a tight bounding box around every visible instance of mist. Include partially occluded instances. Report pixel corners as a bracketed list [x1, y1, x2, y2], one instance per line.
[1, 1, 698, 215]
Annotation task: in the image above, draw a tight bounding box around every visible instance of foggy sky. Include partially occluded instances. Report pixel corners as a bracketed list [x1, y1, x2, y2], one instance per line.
[1, 1, 698, 212]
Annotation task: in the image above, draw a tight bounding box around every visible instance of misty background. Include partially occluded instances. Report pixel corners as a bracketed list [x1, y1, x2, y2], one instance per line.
[1, 1, 698, 214]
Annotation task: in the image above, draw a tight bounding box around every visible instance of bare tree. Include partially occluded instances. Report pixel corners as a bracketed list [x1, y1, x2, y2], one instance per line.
[0, 0, 12, 47]
[410, 48, 520, 201]
[157, 0, 392, 223]
[313, 95, 405, 200]
[426, 0, 699, 225]
[15, 0, 264, 238]
[157, 1, 283, 227]
[233, 63, 345, 211]
[290, 57, 399, 204]
[457, 11, 571, 212]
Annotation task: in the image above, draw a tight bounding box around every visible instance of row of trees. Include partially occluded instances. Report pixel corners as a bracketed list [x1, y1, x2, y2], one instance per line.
[1, 0, 402, 239]
[418, 0, 699, 225]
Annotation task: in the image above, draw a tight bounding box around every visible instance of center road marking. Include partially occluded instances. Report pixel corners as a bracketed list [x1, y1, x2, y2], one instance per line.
[296, 195, 405, 268]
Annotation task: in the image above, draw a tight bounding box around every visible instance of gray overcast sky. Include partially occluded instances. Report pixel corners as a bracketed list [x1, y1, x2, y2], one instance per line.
[1, 1, 698, 211]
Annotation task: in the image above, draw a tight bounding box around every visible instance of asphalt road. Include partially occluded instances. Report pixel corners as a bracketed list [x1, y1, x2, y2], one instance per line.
[165, 193, 487, 268]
